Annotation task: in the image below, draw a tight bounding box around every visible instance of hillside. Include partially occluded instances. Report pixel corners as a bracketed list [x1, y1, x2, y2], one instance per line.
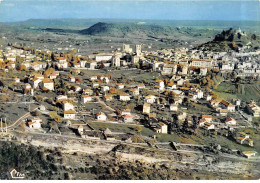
[78, 22, 217, 39]
[197, 28, 260, 52]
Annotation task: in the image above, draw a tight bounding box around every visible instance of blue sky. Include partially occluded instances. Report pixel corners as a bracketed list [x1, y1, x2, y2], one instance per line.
[0, 0, 259, 22]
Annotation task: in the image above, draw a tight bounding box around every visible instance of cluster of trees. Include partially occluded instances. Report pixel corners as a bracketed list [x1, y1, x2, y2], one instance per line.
[49, 111, 62, 123]
[201, 71, 223, 91]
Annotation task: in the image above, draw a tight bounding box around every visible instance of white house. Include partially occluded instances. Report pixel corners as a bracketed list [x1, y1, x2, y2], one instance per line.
[40, 78, 54, 91]
[116, 83, 124, 89]
[81, 95, 93, 103]
[145, 95, 157, 104]
[224, 117, 237, 126]
[83, 89, 94, 95]
[96, 112, 107, 121]
[101, 86, 110, 92]
[122, 114, 134, 123]
[68, 75, 76, 83]
[27, 118, 42, 129]
[64, 110, 76, 119]
[29, 78, 42, 89]
[170, 104, 178, 111]
[154, 122, 168, 134]
[119, 93, 131, 101]
[129, 88, 139, 96]
[62, 101, 75, 111]
[143, 103, 151, 114]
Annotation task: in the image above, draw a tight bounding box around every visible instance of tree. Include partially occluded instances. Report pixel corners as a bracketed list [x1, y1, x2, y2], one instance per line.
[35, 95, 44, 103]
[49, 111, 57, 119]
[109, 88, 117, 94]
[18, 65, 28, 72]
[136, 126, 142, 134]
[54, 116, 62, 123]
[33, 110, 41, 117]
[76, 78, 81, 83]
[182, 119, 189, 132]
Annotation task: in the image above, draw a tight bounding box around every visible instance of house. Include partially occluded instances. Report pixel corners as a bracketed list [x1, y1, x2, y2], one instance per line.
[27, 118, 42, 129]
[119, 93, 131, 101]
[83, 89, 94, 95]
[116, 83, 124, 89]
[247, 101, 260, 117]
[177, 78, 184, 86]
[68, 75, 76, 83]
[101, 85, 110, 92]
[97, 75, 105, 80]
[224, 117, 236, 126]
[62, 101, 75, 111]
[170, 104, 178, 111]
[203, 122, 215, 130]
[81, 95, 93, 103]
[220, 100, 235, 112]
[121, 109, 131, 116]
[200, 67, 208, 76]
[236, 132, 253, 147]
[137, 84, 145, 90]
[104, 95, 113, 101]
[40, 78, 54, 91]
[92, 82, 99, 88]
[56, 95, 68, 102]
[190, 59, 212, 68]
[24, 83, 32, 90]
[143, 103, 151, 114]
[56, 58, 68, 69]
[155, 80, 165, 91]
[73, 62, 80, 68]
[196, 90, 204, 99]
[73, 86, 82, 93]
[38, 105, 46, 111]
[129, 88, 139, 96]
[122, 114, 134, 123]
[96, 112, 107, 121]
[80, 60, 87, 68]
[154, 122, 168, 134]
[78, 125, 84, 135]
[227, 103, 235, 112]
[206, 95, 212, 101]
[29, 78, 42, 89]
[85, 61, 97, 70]
[103, 77, 110, 84]
[145, 95, 157, 104]
[178, 112, 187, 121]
[201, 115, 212, 122]
[232, 99, 241, 106]
[242, 151, 257, 158]
[218, 109, 228, 116]
[14, 78, 20, 83]
[64, 110, 76, 119]
[49, 71, 59, 79]
[89, 76, 97, 81]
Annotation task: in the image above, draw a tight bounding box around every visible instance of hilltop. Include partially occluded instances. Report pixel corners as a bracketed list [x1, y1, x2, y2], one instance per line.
[197, 28, 260, 52]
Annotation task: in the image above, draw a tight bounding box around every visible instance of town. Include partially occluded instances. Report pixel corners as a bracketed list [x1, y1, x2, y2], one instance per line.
[0, 28, 260, 179]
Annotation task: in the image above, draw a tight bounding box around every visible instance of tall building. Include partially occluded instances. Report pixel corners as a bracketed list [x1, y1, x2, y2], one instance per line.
[136, 44, 142, 57]
[112, 55, 120, 67]
[123, 44, 132, 54]
[131, 56, 140, 65]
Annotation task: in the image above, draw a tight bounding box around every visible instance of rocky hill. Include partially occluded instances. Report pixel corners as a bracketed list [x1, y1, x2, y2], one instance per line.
[197, 28, 260, 52]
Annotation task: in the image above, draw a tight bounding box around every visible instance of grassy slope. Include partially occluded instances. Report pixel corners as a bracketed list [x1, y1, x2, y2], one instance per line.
[213, 81, 260, 104]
